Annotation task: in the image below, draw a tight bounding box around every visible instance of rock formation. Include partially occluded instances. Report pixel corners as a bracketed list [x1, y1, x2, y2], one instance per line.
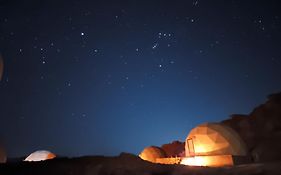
[161, 141, 185, 157]
[222, 92, 281, 162]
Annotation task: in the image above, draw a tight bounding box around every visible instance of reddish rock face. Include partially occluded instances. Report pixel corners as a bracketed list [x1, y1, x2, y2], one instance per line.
[161, 141, 185, 157]
[221, 92, 281, 163]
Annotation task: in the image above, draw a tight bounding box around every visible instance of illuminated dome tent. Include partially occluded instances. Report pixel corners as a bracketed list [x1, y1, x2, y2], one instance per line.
[24, 150, 56, 162]
[182, 123, 248, 166]
[139, 123, 250, 166]
[0, 146, 6, 163]
[139, 146, 166, 163]
[0, 55, 4, 81]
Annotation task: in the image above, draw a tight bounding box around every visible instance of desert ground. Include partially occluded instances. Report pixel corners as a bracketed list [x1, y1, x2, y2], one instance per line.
[1, 153, 281, 175]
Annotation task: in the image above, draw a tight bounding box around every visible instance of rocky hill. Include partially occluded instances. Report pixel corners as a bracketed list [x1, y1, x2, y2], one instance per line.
[222, 92, 281, 162]
[160, 92, 281, 163]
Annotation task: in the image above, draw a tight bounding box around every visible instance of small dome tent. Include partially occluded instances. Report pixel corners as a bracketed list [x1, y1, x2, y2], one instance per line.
[0, 146, 6, 163]
[185, 123, 247, 157]
[24, 150, 56, 162]
[0, 55, 4, 81]
[139, 146, 166, 163]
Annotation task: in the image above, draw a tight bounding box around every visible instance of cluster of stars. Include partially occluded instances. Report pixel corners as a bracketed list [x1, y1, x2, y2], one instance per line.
[2, 1, 279, 120]
[254, 18, 266, 31]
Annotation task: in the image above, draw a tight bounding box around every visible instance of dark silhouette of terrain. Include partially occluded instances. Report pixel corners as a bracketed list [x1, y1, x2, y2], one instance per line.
[1, 92, 281, 175]
[161, 141, 185, 157]
[222, 92, 281, 163]
[1, 153, 281, 175]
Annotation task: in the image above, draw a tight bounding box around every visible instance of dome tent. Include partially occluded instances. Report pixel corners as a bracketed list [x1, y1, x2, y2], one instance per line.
[0, 55, 4, 81]
[180, 123, 250, 166]
[24, 150, 56, 162]
[185, 123, 248, 157]
[139, 146, 166, 163]
[0, 146, 6, 163]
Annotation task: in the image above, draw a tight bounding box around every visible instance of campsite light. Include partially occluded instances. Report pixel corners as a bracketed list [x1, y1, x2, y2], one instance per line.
[180, 156, 210, 166]
[139, 123, 250, 167]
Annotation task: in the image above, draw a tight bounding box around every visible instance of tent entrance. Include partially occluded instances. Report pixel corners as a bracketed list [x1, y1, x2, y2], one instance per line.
[186, 138, 195, 156]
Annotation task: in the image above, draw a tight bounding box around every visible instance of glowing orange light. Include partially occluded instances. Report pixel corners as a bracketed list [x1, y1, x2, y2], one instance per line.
[194, 144, 207, 154]
[180, 155, 235, 167]
[180, 156, 210, 166]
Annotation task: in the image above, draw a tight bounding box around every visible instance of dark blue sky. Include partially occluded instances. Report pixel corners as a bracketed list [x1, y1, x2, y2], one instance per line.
[0, 0, 281, 157]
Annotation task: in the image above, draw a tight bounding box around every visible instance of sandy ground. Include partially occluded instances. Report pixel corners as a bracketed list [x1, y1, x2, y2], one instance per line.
[0, 153, 281, 175]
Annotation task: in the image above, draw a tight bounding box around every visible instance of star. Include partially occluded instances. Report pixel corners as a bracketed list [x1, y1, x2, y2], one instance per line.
[152, 43, 158, 49]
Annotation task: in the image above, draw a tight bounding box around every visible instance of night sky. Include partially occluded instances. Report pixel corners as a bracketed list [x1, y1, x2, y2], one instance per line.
[0, 0, 281, 158]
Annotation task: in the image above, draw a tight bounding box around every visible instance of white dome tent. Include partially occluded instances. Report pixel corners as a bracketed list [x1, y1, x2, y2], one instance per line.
[24, 150, 56, 162]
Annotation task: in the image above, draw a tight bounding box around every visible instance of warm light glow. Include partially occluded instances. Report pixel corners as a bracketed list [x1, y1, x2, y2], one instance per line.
[180, 155, 234, 167]
[180, 156, 210, 166]
[194, 144, 207, 154]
